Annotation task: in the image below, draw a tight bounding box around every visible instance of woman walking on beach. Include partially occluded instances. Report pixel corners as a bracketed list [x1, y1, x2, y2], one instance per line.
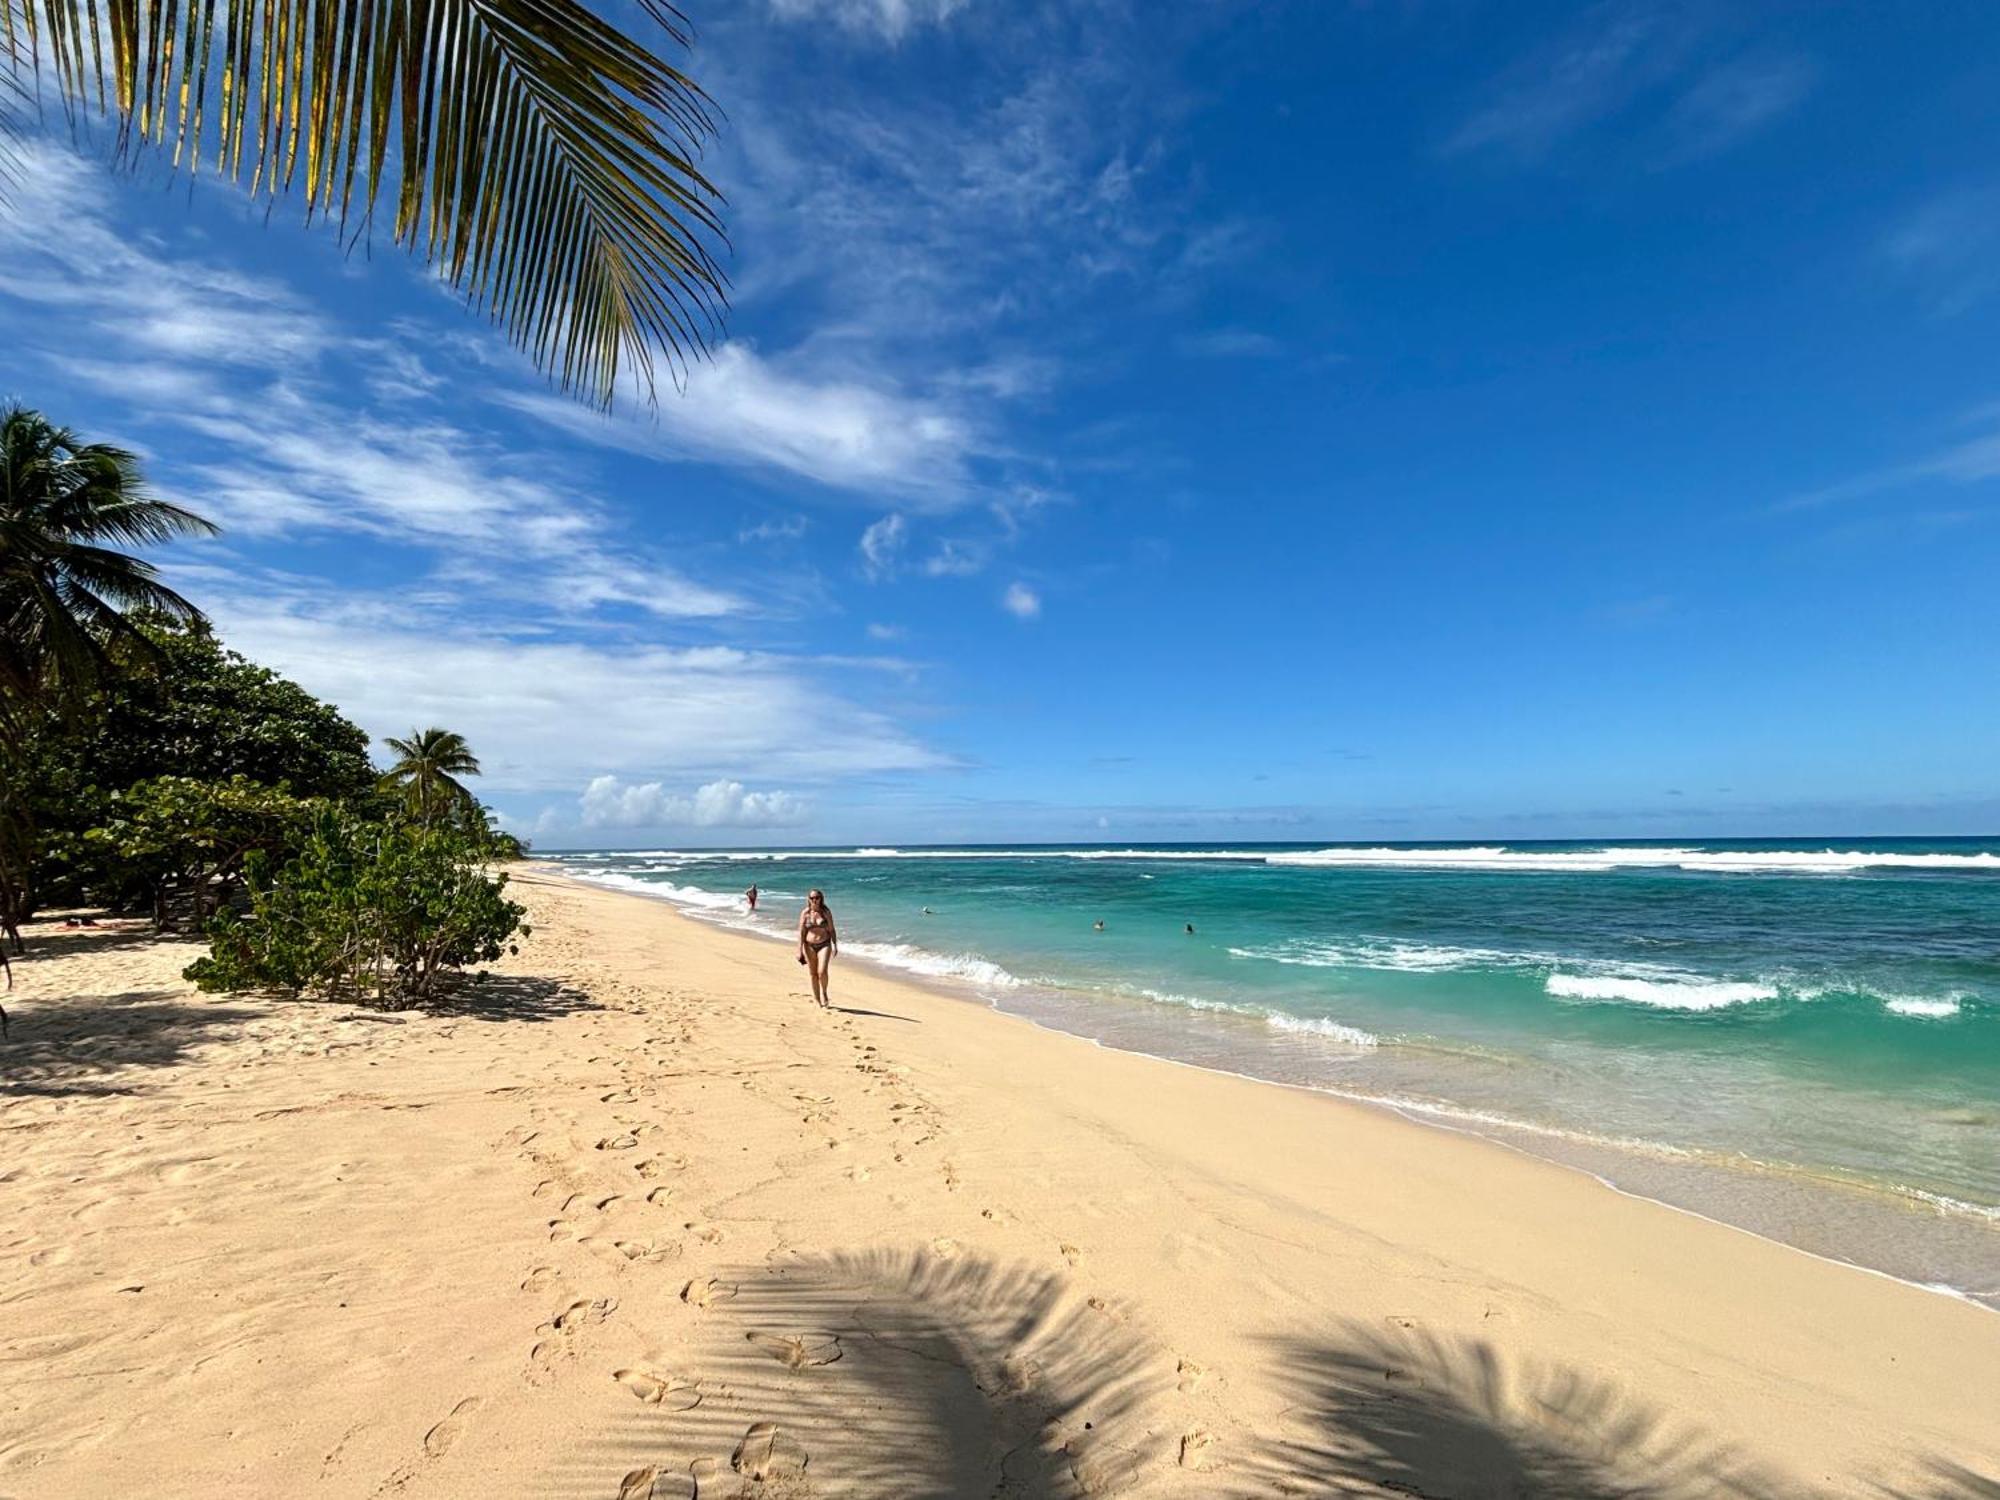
[797, 889, 838, 1008]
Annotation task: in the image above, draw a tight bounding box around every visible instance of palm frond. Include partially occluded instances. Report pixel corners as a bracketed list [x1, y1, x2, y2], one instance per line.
[2, 0, 729, 407]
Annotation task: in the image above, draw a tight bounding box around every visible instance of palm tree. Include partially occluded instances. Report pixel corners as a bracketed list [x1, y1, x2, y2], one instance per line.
[1, 0, 728, 408]
[381, 727, 482, 825]
[0, 404, 218, 952]
[0, 406, 216, 707]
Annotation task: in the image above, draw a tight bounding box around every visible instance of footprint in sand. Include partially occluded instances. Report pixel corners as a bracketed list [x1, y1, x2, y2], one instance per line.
[731, 1422, 808, 1482]
[745, 1332, 843, 1370]
[520, 1266, 558, 1293]
[422, 1397, 481, 1457]
[1177, 1430, 1215, 1470]
[645, 1186, 676, 1207]
[614, 1368, 704, 1410]
[617, 1465, 658, 1500]
[684, 1222, 724, 1245]
[1059, 1242, 1081, 1268]
[680, 1277, 737, 1309]
[597, 1134, 639, 1151]
[930, 1237, 962, 1260]
[1175, 1357, 1206, 1392]
[613, 1239, 682, 1264]
[549, 1296, 619, 1333]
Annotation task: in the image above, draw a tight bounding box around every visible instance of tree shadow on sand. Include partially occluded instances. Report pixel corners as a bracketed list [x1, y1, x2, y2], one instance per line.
[0, 992, 268, 1098]
[536, 1247, 1170, 1499]
[1237, 1320, 1790, 1500]
[2, 976, 594, 1097]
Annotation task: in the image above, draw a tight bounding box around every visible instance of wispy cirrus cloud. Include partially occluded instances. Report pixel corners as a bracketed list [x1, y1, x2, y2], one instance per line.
[767, 0, 968, 43]
[1443, 6, 1813, 166]
[1883, 186, 2000, 316]
[1660, 53, 1818, 162]
[501, 343, 985, 508]
[0, 143, 332, 365]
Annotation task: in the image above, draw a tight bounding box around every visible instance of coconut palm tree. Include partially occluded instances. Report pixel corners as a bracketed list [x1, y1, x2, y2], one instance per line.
[0, 405, 217, 709]
[0, 404, 218, 953]
[381, 727, 482, 825]
[1, 0, 728, 408]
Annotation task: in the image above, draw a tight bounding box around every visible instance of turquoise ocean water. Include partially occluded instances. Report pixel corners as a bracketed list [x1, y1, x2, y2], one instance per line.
[554, 839, 2000, 1308]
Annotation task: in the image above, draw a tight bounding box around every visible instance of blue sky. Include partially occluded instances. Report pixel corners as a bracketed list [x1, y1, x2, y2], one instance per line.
[5, 0, 2000, 845]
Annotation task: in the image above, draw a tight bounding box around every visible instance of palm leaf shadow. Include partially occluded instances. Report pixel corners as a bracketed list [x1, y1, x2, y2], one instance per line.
[559, 1247, 1173, 1499]
[1237, 1320, 1789, 1499]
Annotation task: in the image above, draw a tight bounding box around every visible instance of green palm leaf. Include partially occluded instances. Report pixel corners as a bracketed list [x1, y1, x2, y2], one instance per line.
[2, 0, 729, 406]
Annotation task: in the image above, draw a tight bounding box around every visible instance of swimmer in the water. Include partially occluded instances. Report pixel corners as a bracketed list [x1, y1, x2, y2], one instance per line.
[1185, 922, 1195, 934]
[1093, 920, 1105, 931]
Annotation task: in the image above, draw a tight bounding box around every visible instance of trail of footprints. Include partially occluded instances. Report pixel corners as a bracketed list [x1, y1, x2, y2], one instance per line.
[436, 948, 1223, 1496]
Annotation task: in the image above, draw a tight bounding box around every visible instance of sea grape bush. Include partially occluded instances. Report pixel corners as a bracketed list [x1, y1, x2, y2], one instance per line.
[186, 809, 527, 1008]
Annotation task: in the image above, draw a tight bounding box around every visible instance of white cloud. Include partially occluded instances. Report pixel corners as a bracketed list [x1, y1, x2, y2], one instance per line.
[1002, 582, 1041, 619]
[502, 344, 982, 507]
[859, 513, 908, 579]
[0, 144, 332, 367]
[1885, 187, 2000, 316]
[768, 0, 968, 42]
[1443, 11, 1810, 166]
[580, 776, 809, 829]
[1662, 55, 1817, 160]
[865, 622, 905, 641]
[189, 578, 950, 791]
[921, 538, 986, 577]
[739, 514, 810, 544]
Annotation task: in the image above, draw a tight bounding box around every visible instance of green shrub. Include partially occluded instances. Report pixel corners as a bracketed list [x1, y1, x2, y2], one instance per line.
[186, 809, 527, 1007]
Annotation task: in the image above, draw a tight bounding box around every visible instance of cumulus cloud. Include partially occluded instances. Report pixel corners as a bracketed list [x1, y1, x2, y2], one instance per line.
[580, 776, 809, 829]
[1002, 582, 1041, 619]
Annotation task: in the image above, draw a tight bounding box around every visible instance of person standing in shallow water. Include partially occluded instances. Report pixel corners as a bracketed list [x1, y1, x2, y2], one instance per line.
[745, 883, 758, 912]
[797, 889, 838, 1008]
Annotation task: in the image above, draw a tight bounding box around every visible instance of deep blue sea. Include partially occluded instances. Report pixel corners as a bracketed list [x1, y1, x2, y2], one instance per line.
[553, 839, 2000, 1308]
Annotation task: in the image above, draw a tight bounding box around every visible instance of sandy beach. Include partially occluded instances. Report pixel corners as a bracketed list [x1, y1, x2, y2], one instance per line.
[2, 865, 1995, 1498]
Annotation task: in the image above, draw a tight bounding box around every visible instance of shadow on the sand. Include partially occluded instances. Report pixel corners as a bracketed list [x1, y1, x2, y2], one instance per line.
[427, 973, 597, 1023]
[0, 992, 267, 1098]
[2, 976, 595, 1097]
[1236, 1320, 1788, 1498]
[534, 1247, 1167, 1499]
[829, 1005, 918, 1023]
[1873, 1460, 2000, 1499]
[1237, 1322, 2000, 1499]
[16, 919, 197, 960]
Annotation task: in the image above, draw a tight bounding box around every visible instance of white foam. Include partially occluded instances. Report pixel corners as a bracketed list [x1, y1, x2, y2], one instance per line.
[1884, 995, 1963, 1019]
[573, 871, 747, 912]
[1268, 845, 2000, 874]
[1230, 938, 1557, 974]
[568, 844, 2000, 875]
[1262, 1012, 1380, 1047]
[839, 940, 1024, 992]
[1545, 973, 1778, 1010]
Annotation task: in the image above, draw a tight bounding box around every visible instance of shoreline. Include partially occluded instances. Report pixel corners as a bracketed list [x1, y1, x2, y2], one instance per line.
[4, 865, 1996, 1494]
[562, 861, 2000, 1314]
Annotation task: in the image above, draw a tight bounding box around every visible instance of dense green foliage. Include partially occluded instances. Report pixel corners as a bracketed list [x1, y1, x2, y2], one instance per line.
[0, 405, 219, 945]
[16, 619, 380, 916]
[2, 407, 532, 1006]
[186, 810, 528, 1007]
